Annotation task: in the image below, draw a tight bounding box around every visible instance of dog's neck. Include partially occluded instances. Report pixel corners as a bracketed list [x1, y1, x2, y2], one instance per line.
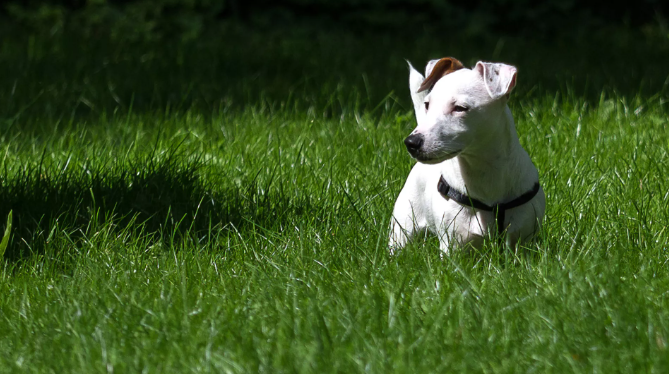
[439, 106, 538, 205]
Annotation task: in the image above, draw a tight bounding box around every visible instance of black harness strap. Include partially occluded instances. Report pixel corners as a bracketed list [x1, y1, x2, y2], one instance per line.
[437, 176, 541, 236]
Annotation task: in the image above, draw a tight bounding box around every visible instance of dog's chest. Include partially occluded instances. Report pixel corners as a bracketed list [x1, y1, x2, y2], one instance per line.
[426, 195, 493, 243]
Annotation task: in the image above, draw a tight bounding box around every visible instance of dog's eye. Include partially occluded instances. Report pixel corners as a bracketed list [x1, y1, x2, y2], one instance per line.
[453, 105, 469, 113]
[424, 102, 430, 111]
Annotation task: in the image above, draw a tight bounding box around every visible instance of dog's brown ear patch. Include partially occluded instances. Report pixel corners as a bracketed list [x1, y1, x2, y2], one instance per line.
[417, 57, 464, 93]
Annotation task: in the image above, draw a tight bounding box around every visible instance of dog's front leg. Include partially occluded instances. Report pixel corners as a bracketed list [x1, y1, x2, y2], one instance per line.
[388, 195, 426, 254]
[435, 217, 457, 257]
[388, 218, 411, 255]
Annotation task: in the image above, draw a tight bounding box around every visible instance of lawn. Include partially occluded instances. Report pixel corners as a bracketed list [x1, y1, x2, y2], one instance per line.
[0, 21, 668, 373]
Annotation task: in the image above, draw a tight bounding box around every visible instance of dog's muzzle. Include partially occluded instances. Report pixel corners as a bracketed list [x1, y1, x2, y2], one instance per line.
[404, 134, 424, 156]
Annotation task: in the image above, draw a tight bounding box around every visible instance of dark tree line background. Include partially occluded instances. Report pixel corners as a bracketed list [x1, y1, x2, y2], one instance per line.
[2, 0, 668, 39]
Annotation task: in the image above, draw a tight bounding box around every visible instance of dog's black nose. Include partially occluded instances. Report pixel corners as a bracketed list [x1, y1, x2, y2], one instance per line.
[404, 134, 424, 155]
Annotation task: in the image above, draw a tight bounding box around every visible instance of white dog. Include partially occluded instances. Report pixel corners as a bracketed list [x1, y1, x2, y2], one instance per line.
[389, 57, 545, 254]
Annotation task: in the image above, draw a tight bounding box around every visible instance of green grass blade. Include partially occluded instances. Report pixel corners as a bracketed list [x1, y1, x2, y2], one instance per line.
[0, 210, 12, 259]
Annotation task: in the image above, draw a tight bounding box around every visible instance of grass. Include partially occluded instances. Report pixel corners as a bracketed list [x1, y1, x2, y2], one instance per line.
[0, 20, 669, 373]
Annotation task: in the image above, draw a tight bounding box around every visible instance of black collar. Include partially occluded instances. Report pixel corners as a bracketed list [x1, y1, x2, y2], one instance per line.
[437, 176, 541, 236]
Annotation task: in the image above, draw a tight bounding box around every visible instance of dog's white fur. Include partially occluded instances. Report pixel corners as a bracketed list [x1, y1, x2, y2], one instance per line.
[389, 59, 545, 254]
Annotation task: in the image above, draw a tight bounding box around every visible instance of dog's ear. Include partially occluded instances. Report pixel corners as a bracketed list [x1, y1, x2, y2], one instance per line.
[475, 61, 517, 99]
[424, 59, 440, 77]
[417, 57, 464, 93]
[407, 60, 428, 122]
[407, 60, 425, 98]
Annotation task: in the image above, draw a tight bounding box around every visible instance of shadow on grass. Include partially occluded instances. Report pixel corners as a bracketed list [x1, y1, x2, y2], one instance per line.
[0, 152, 309, 261]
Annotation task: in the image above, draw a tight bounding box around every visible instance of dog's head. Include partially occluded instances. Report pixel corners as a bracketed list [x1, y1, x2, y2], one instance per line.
[404, 57, 517, 164]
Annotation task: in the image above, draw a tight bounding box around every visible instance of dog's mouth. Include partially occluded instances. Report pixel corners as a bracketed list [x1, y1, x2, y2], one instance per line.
[413, 150, 462, 164]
